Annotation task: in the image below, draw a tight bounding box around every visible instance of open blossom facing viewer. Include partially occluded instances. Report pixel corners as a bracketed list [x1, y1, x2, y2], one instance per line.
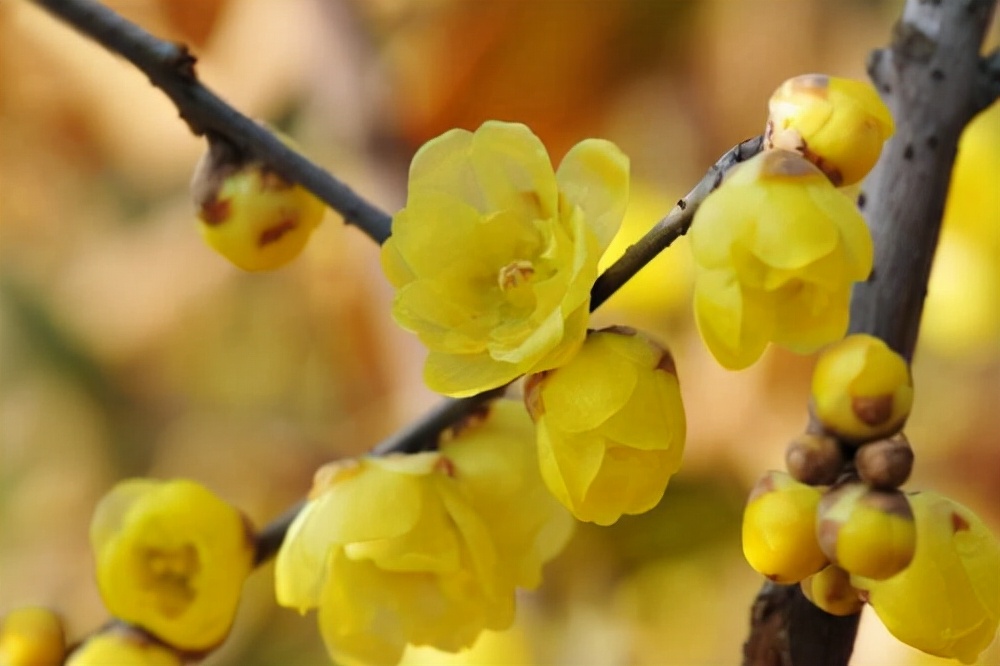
[382, 121, 628, 397]
[689, 150, 873, 370]
[89, 479, 254, 652]
[275, 401, 572, 666]
[525, 327, 686, 526]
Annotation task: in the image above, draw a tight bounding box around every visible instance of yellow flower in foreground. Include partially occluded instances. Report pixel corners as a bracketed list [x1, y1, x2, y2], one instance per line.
[90, 479, 254, 651]
[0, 607, 64, 666]
[275, 400, 572, 666]
[525, 327, 685, 525]
[767, 74, 894, 186]
[65, 631, 181, 666]
[689, 150, 873, 370]
[853, 492, 1000, 664]
[382, 120, 629, 397]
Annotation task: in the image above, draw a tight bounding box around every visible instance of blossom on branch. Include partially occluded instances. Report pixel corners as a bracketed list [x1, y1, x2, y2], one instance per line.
[382, 121, 628, 397]
[525, 327, 685, 526]
[275, 400, 572, 666]
[89, 479, 254, 652]
[689, 150, 873, 370]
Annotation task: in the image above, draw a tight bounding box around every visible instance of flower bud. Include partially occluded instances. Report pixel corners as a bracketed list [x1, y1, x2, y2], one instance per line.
[816, 484, 915, 580]
[90, 479, 255, 651]
[811, 334, 913, 443]
[0, 607, 65, 666]
[855, 433, 914, 489]
[800, 565, 865, 617]
[853, 491, 1000, 664]
[65, 627, 181, 666]
[766, 74, 894, 186]
[742, 471, 827, 583]
[785, 431, 844, 485]
[192, 138, 325, 271]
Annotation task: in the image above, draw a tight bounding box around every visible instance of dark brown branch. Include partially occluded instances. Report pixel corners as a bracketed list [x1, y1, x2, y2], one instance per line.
[31, 0, 392, 243]
[974, 47, 1000, 113]
[744, 1, 997, 665]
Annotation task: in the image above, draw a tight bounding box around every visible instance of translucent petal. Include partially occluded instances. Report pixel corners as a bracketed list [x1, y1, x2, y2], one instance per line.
[693, 269, 772, 370]
[749, 186, 840, 270]
[576, 446, 677, 525]
[556, 138, 630, 253]
[469, 121, 559, 219]
[424, 349, 521, 398]
[600, 369, 686, 453]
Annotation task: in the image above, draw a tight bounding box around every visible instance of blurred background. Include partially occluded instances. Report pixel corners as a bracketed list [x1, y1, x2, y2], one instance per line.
[1, 0, 997, 664]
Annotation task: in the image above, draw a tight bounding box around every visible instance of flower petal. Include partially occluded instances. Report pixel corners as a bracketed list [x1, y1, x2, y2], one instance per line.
[556, 138, 630, 253]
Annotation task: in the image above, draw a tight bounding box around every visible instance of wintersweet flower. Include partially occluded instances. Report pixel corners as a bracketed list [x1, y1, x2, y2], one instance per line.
[767, 74, 894, 186]
[382, 120, 629, 397]
[90, 479, 254, 651]
[276, 401, 572, 666]
[689, 150, 873, 370]
[524, 327, 685, 525]
[65, 631, 181, 666]
[854, 492, 1000, 664]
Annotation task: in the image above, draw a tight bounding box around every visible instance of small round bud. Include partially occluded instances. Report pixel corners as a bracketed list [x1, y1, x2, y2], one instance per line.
[816, 484, 916, 580]
[800, 565, 865, 617]
[191, 137, 325, 271]
[785, 432, 844, 485]
[855, 433, 914, 489]
[742, 470, 828, 583]
[811, 334, 913, 443]
[766, 74, 894, 186]
[0, 607, 65, 666]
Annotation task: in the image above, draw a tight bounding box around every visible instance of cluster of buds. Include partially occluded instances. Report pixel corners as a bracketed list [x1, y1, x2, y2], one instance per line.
[743, 334, 1000, 662]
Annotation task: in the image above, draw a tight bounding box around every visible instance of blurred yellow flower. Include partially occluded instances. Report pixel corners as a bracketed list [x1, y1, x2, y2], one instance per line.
[65, 631, 180, 666]
[276, 401, 571, 666]
[90, 479, 254, 651]
[0, 607, 64, 666]
[854, 491, 1000, 664]
[525, 327, 685, 525]
[382, 120, 628, 397]
[689, 150, 873, 370]
[767, 74, 894, 186]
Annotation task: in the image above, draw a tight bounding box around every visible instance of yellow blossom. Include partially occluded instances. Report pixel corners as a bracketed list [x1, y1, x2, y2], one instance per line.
[275, 400, 572, 666]
[90, 479, 254, 651]
[767, 74, 894, 186]
[689, 150, 873, 370]
[382, 120, 629, 397]
[853, 492, 1000, 664]
[0, 608, 64, 666]
[65, 631, 181, 666]
[525, 327, 685, 525]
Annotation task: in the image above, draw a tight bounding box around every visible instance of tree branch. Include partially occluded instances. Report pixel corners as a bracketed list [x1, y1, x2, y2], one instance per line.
[30, 0, 392, 243]
[744, 1, 998, 665]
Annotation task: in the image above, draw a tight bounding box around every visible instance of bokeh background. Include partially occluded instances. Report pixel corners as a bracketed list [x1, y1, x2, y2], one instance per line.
[1, 0, 998, 664]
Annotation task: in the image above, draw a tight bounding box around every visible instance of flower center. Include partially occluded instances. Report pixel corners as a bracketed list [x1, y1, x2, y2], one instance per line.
[140, 544, 200, 617]
[498, 260, 535, 291]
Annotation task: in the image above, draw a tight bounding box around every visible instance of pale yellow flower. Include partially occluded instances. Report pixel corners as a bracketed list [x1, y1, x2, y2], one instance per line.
[90, 479, 254, 651]
[382, 120, 628, 397]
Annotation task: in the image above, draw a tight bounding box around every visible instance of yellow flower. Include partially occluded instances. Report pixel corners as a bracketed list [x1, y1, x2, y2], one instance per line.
[854, 491, 1000, 664]
[90, 479, 254, 651]
[0, 607, 65, 666]
[811, 334, 913, 443]
[689, 150, 873, 370]
[65, 630, 181, 666]
[276, 401, 571, 666]
[382, 120, 629, 397]
[767, 74, 894, 186]
[192, 144, 326, 271]
[525, 327, 685, 525]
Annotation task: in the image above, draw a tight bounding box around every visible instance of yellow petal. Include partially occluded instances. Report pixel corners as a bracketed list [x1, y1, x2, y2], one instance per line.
[424, 350, 521, 398]
[556, 138, 630, 253]
[469, 121, 559, 219]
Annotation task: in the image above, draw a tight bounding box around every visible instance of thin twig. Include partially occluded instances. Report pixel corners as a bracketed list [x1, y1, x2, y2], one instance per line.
[30, 0, 392, 243]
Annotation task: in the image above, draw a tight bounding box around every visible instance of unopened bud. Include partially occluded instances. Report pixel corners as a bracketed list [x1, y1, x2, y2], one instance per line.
[855, 433, 914, 489]
[742, 471, 828, 583]
[800, 565, 865, 617]
[817, 484, 916, 580]
[785, 432, 844, 485]
[0, 607, 65, 666]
